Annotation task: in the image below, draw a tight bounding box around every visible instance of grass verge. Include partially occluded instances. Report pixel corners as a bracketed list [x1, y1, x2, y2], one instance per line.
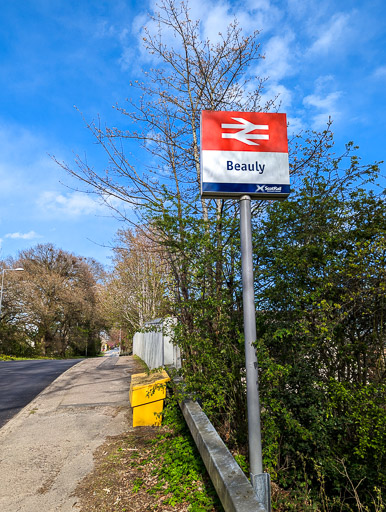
[75, 406, 223, 512]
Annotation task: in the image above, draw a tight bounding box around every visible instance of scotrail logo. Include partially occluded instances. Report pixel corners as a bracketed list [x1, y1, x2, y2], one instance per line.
[221, 117, 269, 146]
[256, 185, 283, 193]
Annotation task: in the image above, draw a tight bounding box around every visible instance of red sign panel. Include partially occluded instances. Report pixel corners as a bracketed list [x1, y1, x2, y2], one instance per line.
[201, 111, 288, 153]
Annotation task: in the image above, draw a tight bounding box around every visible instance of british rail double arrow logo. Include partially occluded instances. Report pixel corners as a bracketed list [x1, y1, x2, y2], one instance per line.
[221, 117, 269, 146]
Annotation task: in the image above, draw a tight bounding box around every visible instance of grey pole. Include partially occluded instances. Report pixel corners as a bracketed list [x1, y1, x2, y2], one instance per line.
[240, 195, 271, 511]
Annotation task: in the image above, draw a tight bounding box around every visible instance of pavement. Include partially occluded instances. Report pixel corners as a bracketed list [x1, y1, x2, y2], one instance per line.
[0, 355, 140, 512]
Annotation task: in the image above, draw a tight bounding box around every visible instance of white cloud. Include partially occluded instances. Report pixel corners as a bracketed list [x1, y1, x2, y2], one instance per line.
[373, 65, 386, 79]
[308, 12, 352, 55]
[303, 76, 342, 129]
[128, 1, 175, 67]
[5, 231, 41, 240]
[37, 191, 107, 217]
[259, 82, 293, 111]
[198, 0, 282, 41]
[287, 116, 304, 136]
[254, 32, 296, 82]
[237, 0, 283, 34]
[303, 90, 341, 111]
[202, 5, 233, 43]
[119, 14, 149, 70]
[37, 190, 127, 218]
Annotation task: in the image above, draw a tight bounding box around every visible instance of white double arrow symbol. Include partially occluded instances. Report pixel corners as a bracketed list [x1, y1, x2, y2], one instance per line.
[221, 117, 269, 146]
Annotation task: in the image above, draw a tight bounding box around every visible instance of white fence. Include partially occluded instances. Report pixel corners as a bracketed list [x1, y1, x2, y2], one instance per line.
[133, 317, 181, 370]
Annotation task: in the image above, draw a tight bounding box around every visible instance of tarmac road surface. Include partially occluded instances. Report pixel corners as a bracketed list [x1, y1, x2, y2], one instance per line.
[0, 359, 82, 428]
[0, 355, 139, 512]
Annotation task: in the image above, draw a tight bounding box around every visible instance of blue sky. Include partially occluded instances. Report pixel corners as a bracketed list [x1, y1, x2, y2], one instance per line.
[0, 0, 385, 267]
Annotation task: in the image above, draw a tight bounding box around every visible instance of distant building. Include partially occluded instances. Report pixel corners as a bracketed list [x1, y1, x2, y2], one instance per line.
[100, 331, 111, 352]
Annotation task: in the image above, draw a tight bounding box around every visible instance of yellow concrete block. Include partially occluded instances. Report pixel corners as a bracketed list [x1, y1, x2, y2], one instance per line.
[132, 399, 165, 427]
[129, 370, 170, 407]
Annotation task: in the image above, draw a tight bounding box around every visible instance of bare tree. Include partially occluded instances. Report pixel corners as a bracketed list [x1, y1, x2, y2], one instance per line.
[15, 244, 105, 357]
[57, 1, 272, 209]
[102, 227, 169, 336]
[55, 0, 273, 316]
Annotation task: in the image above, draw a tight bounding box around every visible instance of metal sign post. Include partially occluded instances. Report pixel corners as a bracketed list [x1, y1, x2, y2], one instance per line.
[200, 110, 290, 512]
[240, 195, 271, 511]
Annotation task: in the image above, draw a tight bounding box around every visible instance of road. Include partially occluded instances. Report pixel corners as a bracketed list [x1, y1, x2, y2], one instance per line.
[0, 359, 82, 428]
[0, 356, 140, 512]
[103, 347, 120, 357]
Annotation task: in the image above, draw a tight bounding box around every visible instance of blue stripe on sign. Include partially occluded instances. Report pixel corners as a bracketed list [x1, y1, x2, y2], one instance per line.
[202, 183, 291, 194]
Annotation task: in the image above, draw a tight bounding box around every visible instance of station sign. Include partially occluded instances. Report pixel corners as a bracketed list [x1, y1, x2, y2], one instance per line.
[200, 111, 290, 199]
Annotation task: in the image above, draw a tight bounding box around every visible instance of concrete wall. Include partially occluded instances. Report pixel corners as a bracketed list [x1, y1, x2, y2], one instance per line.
[180, 399, 266, 512]
[133, 317, 181, 370]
